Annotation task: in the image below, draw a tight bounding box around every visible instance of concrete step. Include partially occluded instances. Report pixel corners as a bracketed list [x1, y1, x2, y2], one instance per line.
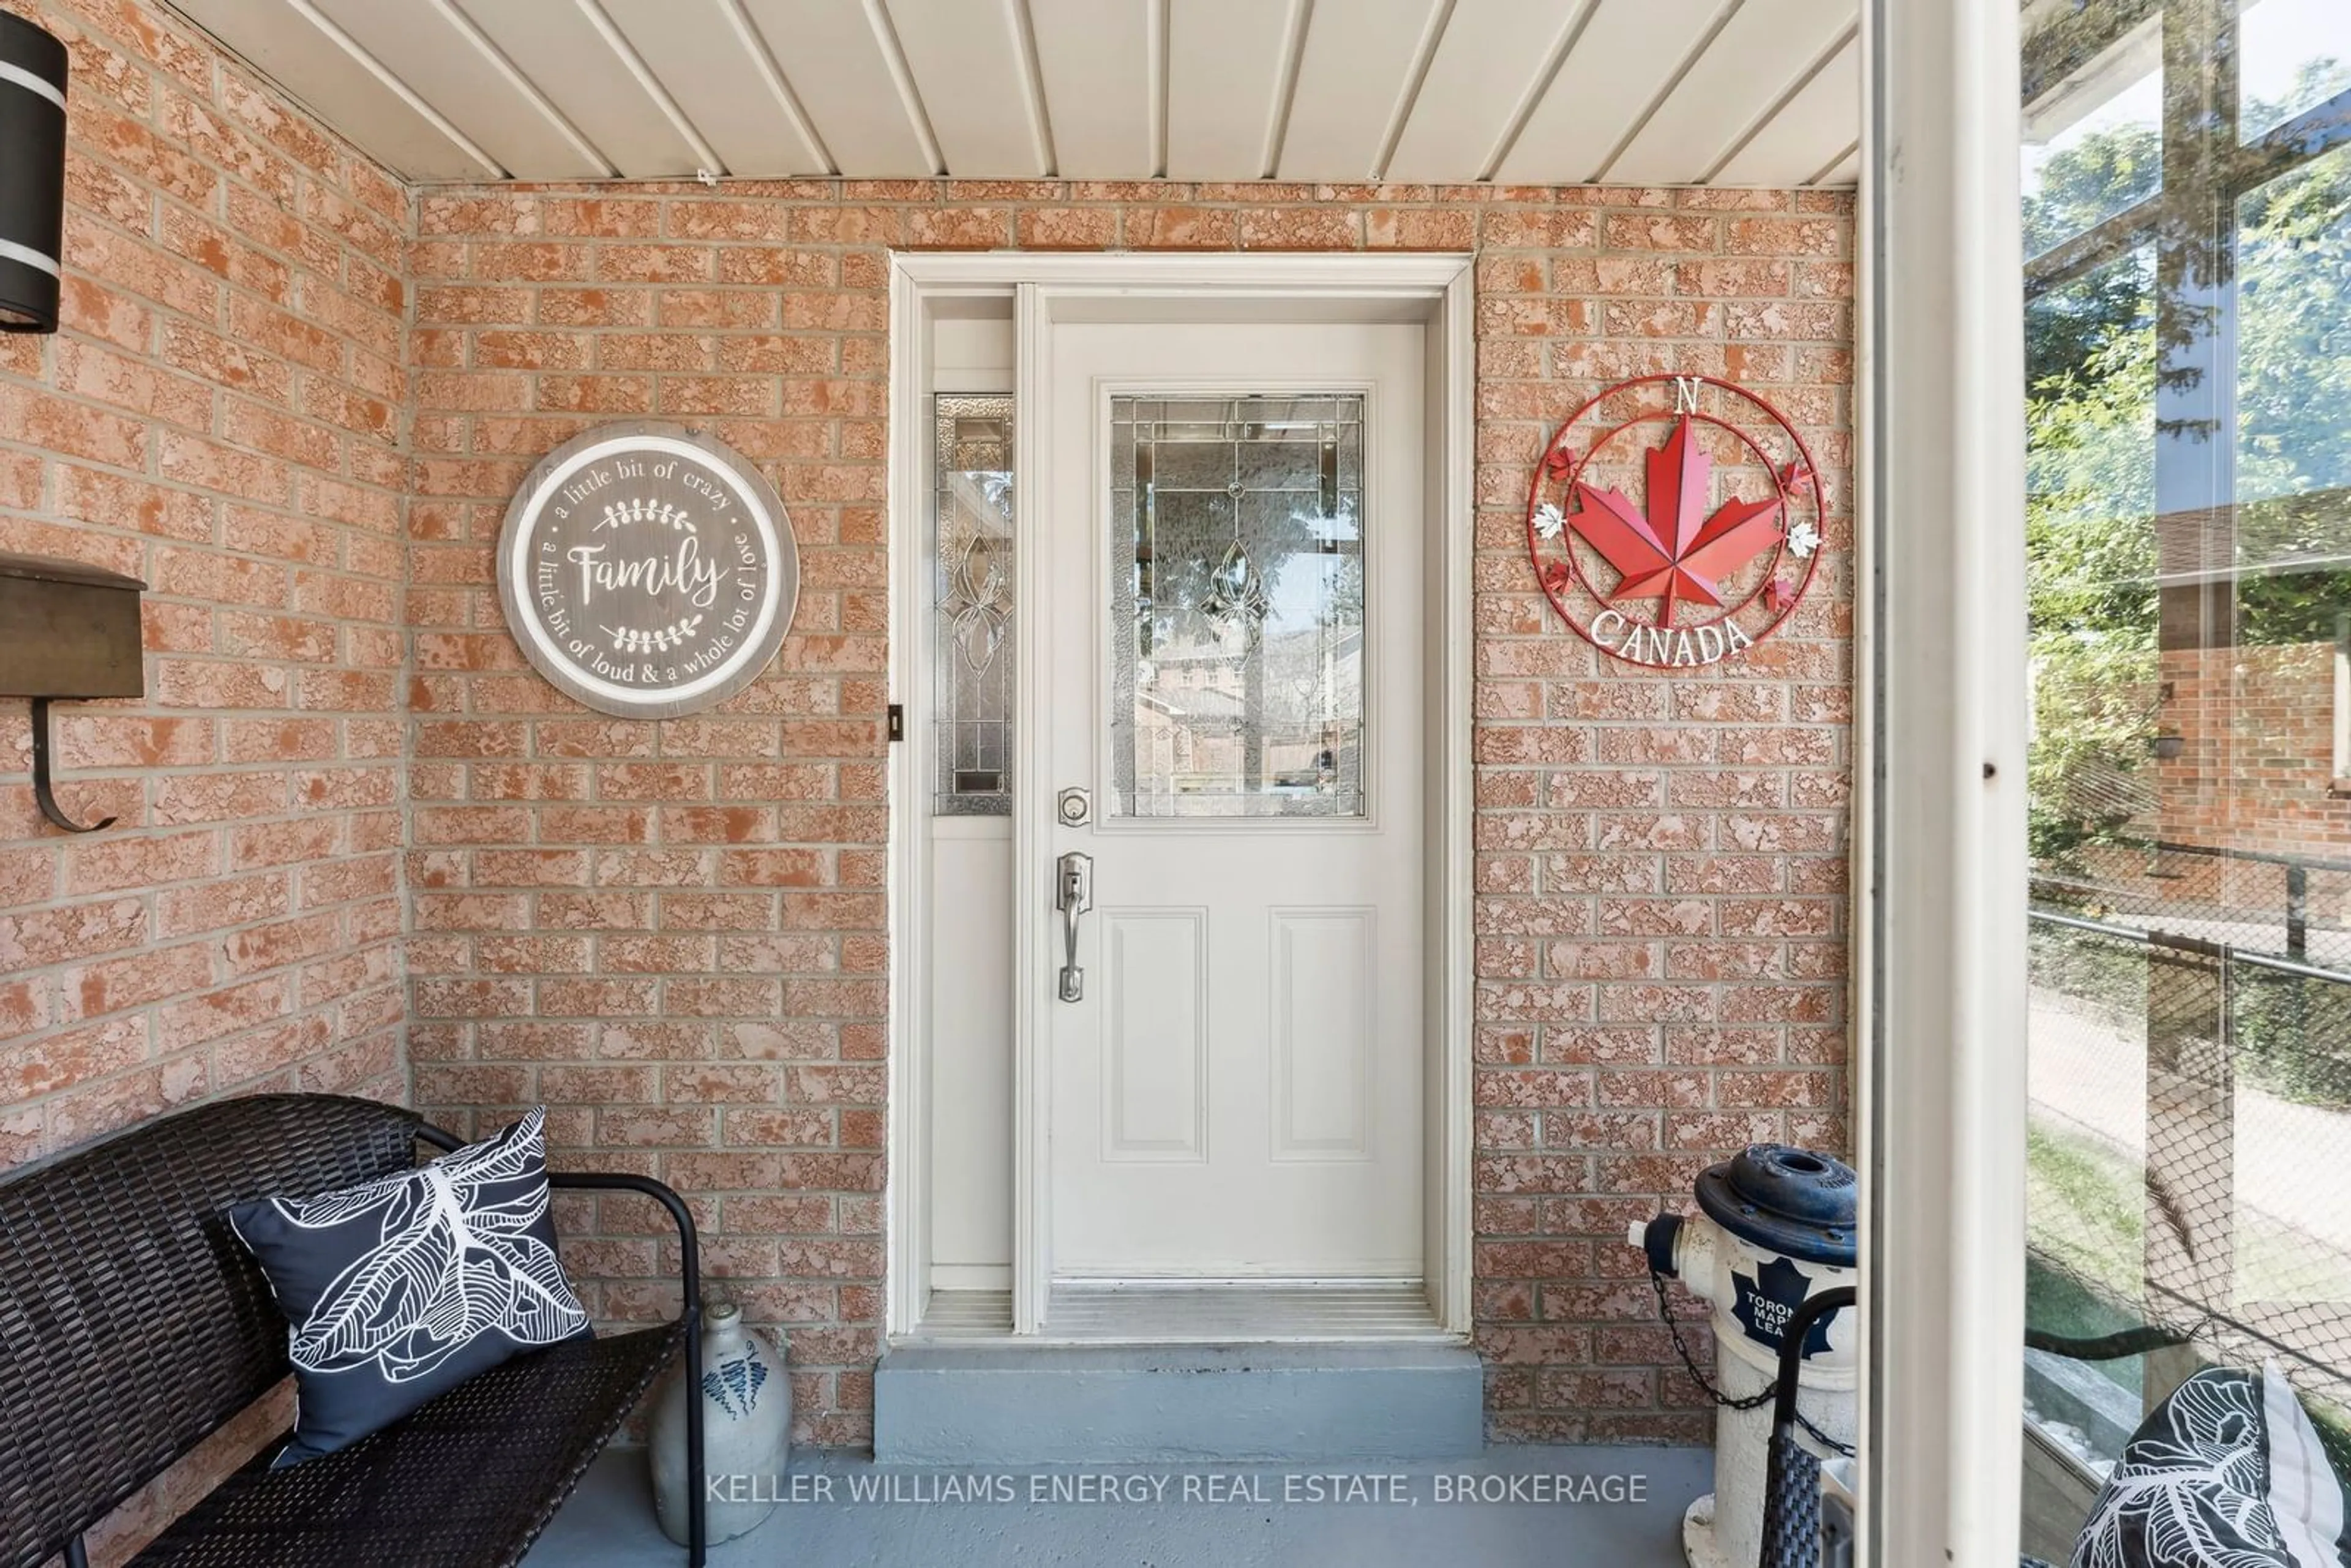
[874, 1341, 1487, 1465]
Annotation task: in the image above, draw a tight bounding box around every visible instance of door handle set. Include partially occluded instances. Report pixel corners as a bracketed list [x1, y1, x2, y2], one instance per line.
[1055, 851, 1092, 1003]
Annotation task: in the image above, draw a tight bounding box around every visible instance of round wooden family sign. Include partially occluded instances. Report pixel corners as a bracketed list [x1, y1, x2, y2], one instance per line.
[497, 421, 799, 719]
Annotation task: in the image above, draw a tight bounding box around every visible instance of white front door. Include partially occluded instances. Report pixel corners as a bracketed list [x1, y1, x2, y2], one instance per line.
[1043, 320, 1426, 1283]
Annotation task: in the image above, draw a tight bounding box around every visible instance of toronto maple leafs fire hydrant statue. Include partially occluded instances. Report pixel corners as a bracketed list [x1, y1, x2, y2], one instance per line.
[1628, 1144, 1858, 1568]
[650, 1298, 791, 1546]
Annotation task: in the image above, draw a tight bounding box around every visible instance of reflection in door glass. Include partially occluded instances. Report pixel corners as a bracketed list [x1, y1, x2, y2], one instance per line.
[2239, 0, 2351, 142]
[1108, 395, 1367, 819]
[2021, 0, 2351, 1556]
[2020, 5, 2161, 261]
[933, 394, 1014, 816]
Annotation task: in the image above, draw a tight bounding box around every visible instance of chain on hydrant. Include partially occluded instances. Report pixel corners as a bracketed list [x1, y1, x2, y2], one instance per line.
[1629, 1144, 1858, 1568]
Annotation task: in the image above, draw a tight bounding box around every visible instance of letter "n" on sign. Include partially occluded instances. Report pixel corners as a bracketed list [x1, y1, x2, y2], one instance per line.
[1671, 376, 1703, 415]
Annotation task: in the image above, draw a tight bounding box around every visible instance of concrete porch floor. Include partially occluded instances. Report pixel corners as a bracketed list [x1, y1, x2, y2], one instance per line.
[529, 1446, 1712, 1567]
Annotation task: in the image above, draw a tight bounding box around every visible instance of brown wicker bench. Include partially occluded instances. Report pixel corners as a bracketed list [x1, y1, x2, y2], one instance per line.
[0, 1093, 707, 1568]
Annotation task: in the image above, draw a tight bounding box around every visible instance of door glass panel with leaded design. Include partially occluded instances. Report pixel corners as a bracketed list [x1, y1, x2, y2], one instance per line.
[934, 394, 1014, 816]
[1108, 394, 1367, 820]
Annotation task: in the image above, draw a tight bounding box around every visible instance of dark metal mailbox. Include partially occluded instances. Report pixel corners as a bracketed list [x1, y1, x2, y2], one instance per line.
[0, 550, 145, 699]
[1, 551, 146, 832]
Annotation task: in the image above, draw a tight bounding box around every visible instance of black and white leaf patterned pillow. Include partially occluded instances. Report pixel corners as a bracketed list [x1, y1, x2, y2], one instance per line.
[230, 1107, 591, 1466]
[2071, 1361, 2350, 1568]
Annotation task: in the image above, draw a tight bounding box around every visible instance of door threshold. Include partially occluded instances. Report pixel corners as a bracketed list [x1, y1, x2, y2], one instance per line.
[902, 1281, 1458, 1346]
[875, 1335, 1485, 1463]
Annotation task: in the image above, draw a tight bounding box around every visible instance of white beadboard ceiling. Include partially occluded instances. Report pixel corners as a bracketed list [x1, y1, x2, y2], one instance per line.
[163, 0, 1860, 188]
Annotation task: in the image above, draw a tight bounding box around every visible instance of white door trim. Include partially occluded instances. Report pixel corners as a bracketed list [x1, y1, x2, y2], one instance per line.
[885, 253, 1475, 1340]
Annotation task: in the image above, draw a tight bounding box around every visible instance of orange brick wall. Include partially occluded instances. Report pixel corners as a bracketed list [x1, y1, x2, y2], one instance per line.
[0, 0, 1852, 1459]
[0, 0, 408, 1170]
[2157, 642, 2351, 857]
[403, 182, 1854, 1446]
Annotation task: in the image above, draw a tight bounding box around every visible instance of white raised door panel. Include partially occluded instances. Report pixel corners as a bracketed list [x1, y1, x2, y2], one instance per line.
[1100, 910, 1209, 1160]
[1270, 907, 1376, 1159]
[1045, 320, 1425, 1281]
[929, 827, 1014, 1277]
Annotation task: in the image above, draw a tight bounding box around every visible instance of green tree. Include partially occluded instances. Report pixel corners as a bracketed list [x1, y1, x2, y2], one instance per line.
[2024, 62, 2351, 860]
[2027, 328, 2160, 860]
[2233, 122, 2351, 642]
[2025, 122, 2159, 385]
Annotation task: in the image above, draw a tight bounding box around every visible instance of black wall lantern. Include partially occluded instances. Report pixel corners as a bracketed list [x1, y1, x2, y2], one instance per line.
[0, 10, 67, 334]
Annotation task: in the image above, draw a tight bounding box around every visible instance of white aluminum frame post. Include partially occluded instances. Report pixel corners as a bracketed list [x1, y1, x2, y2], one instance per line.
[1861, 0, 2030, 1561]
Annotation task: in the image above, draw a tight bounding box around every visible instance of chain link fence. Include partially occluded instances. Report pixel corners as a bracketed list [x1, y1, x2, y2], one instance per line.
[2028, 839, 2351, 1465]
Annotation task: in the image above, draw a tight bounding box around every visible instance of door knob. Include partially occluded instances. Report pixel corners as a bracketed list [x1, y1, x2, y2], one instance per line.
[1056, 852, 1092, 1003]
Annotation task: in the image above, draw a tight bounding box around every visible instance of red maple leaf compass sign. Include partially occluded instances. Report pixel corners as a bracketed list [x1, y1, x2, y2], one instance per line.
[1526, 374, 1826, 669]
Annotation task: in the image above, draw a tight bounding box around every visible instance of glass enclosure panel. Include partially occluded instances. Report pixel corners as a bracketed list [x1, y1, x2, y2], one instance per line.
[933, 394, 1014, 816]
[2235, 144, 2351, 523]
[2239, 0, 2351, 141]
[1108, 394, 1367, 819]
[2022, 6, 2162, 261]
[2021, 1, 2351, 1550]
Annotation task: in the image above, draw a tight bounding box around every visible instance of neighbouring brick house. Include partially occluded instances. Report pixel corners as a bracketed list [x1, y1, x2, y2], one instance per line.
[2153, 643, 2351, 855]
[2040, 632, 2351, 932]
[0, 0, 1852, 1545]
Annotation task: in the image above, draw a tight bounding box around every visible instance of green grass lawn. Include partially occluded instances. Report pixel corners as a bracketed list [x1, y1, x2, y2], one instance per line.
[2029, 1122, 2145, 1304]
[2029, 1116, 2351, 1307]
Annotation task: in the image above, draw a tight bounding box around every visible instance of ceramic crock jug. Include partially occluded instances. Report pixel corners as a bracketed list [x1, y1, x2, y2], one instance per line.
[648, 1299, 790, 1547]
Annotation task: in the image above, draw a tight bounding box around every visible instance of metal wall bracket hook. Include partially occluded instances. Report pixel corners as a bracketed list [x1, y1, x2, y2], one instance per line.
[29, 699, 115, 833]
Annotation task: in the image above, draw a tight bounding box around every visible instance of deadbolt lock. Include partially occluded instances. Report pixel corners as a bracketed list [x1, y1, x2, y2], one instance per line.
[1057, 787, 1092, 827]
